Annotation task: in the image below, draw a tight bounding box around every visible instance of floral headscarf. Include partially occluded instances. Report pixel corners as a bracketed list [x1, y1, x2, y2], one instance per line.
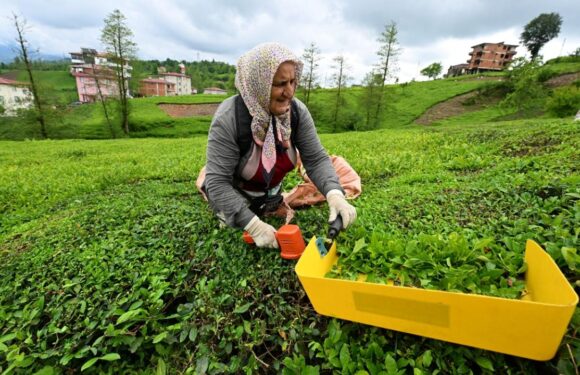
[235, 42, 303, 186]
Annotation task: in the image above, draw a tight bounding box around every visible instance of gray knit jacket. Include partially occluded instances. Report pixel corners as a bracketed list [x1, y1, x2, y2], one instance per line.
[204, 96, 343, 229]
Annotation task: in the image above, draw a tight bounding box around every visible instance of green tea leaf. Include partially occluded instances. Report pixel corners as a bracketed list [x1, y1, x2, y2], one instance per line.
[476, 356, 494, 372]
[422, 350, 432, 367]
[157, 358, 167, 375]
[233, 302, 252, 314]
[0, 333, 16, 343]
[117, 309, 144, 324]
[196, 356, 209, 374]
[385, 354, 397, 373]
[81, 358, 99, 372]
[153, 332, 168, 344]
[100, 353, 120, 361]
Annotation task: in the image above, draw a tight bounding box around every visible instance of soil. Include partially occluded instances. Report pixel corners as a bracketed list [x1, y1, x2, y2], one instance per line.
[545, 72, 580, 87]
[0, 71, 21, 80]
[158, 103, 220, 118]
[415, 91, 501, 125]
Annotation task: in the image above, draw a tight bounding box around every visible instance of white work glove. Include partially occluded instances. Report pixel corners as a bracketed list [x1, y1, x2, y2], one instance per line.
[244, 216, 279, 249]
[326, 189, 357, 229]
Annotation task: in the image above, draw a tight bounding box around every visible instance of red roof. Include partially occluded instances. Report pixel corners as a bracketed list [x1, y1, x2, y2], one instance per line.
[0, 77, 28, 86]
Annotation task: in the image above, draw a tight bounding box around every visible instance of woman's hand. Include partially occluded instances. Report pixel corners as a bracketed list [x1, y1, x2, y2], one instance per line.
[244, 216, 279, 248]
[326, 190, 357, 229]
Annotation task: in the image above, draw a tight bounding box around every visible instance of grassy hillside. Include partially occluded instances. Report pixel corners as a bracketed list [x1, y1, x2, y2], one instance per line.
[1, 117, 578, 373]
[14, 70, 77, 104]
[307, 79, 488, 131]
[0, 77, 494, 140]
[0, 57, 578, 141]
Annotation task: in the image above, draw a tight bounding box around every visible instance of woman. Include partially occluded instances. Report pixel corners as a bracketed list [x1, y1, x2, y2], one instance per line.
[203, 42, 356, 248]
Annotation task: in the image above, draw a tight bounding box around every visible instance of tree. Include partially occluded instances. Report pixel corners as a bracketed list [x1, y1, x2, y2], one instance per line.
[331, 55, 351, 132]
[301, 42, 321, 105]
[358, 71, 383, 129]
[11, 13, 47, 138]
[420, 62, 443, 80]
[521, 13, 562, 60]
[100, 9, 137, 135]
[91, 60, 116, 138]
[375, 21, 401, 119]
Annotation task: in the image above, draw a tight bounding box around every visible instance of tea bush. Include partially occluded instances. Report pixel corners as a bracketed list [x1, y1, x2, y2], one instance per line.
[0, 118, 578, 374]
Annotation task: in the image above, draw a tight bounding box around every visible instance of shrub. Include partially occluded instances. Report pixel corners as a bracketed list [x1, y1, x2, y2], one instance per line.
[501, 58, 547, 115]
[537, 67, 558, 82]
[545, 86, 580, 117]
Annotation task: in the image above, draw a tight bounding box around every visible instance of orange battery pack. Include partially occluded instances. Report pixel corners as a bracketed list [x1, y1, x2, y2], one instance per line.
[242, 231, 254, 245]
[276, 224, 306, 260]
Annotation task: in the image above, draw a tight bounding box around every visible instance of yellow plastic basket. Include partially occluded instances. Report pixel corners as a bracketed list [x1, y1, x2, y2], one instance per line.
[295, 239, 578, 360]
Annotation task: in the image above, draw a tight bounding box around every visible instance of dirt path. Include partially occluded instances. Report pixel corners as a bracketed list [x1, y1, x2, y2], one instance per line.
[545, 72, 579, 87]
[158, 103, 220, 117]
[415, 91, 500, 125]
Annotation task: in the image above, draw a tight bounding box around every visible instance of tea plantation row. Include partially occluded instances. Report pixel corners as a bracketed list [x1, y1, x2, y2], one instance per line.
[0, 118, 578, 374]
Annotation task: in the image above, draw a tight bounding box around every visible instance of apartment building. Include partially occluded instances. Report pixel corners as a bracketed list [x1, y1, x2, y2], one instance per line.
[467, 42, 517, 72]
[70, 48, 132, 103]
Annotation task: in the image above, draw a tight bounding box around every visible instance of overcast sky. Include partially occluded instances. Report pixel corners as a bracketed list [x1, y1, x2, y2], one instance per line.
[1, 0, 579, 84]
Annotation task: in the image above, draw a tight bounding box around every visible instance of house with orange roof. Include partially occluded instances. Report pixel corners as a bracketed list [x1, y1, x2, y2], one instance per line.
[139, 64, 193, 97]
[139, 78, 176, 97]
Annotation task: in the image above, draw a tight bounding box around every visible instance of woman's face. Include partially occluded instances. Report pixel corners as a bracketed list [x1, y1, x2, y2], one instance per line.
[269, 61, 297, 116]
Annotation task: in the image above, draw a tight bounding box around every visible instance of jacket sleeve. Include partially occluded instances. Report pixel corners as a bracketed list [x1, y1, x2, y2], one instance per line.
[293, 99, 344, 196]
[204, 98, 256, 229]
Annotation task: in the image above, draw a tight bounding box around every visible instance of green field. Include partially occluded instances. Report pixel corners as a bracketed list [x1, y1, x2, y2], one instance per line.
[0, 57, 579, 373]
[1, 116, 578, 374]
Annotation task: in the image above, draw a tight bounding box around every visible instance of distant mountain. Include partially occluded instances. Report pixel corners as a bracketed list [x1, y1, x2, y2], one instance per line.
[0, 44, 16, 63]
[0, 43, 67, 63]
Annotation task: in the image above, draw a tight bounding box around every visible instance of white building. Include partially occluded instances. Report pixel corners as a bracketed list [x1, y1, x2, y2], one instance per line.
[70, 48, 132, 102]
[0, 77, 32, 115]
[158, 64, 192, 96]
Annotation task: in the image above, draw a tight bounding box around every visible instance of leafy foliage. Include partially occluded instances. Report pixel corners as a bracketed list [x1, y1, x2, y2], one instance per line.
[500, 58, 547, 115]
[545, 85, 580, 117]
[420, 62, 443, 80]
[1, 117, 578, 373]
[520, 13, 563, 59]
